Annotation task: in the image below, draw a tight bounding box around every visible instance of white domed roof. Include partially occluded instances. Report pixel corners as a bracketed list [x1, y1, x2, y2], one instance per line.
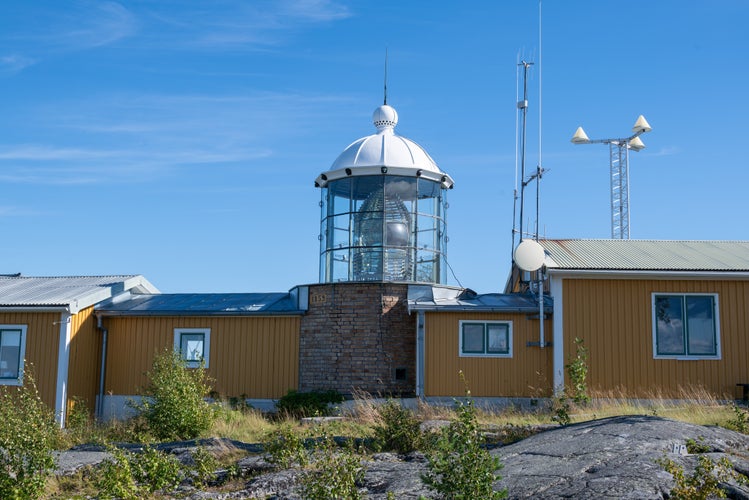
[315, 104, 453, 189]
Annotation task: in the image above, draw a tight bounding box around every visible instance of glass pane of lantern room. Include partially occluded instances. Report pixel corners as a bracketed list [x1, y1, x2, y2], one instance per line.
[328, 178, 352, 216]
[329, 214, 351, 250]
[385, 176, 416, 210]
[331, 249, 350, 281]
[352, 177, 383, 211]
[416, 215, 439, 251]
[417, 179, 441, 216]
[415, 249, 439, 283]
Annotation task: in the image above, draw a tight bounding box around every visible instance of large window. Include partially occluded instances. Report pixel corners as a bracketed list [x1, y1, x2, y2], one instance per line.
[174, 328, 211, 368]
[459, 321, 512, 357]
[652, 294, 719, 359]
[0, 325, 27, 385]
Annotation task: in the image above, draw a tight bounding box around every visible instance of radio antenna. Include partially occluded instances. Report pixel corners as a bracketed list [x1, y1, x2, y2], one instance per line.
[383, 48, 388, 105]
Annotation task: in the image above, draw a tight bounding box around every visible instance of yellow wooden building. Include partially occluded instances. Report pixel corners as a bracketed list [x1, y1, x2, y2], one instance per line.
[0, 275, 158, 426]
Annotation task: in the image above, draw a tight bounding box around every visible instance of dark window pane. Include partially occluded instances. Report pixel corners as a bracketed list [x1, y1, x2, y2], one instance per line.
[655, 296, 685, 355]
[686, 296, 716, 355]
[462, 324, 484, 353]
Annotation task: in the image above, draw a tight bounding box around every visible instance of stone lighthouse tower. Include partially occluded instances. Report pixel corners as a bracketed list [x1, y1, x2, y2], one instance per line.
[299, 103, 454, 396]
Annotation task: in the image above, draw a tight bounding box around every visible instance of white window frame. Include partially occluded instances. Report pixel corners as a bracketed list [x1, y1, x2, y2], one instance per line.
[651, 293, 721, 360]
[458, 320, 513, 358]
[0, 324, 27, 386]
[174, 328, 211, 368]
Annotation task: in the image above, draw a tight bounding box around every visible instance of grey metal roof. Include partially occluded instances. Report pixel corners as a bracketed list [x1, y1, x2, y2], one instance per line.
[408, 285, 551, 313]
[539, 240, 749, 272]
[0, 275, 158, 313]
[96, 293, 303, 316]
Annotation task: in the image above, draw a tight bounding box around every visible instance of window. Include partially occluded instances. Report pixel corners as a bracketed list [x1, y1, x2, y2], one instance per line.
[174, 328, 210, 368]
[0, 325, 27, 385]
[653, 294, 719, 359]
[459, 321, 512, 357]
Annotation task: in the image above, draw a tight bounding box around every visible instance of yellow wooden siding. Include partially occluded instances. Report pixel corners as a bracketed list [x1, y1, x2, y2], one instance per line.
[0, 311, 60, 409]
[562, 278, 749, 398]
[424, 312, 553, 397]
[66, 306, 101, 418]
[104, 316, 300, 399]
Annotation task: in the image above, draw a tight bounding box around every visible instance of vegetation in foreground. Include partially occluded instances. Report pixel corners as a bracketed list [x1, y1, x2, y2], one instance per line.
[6, 348, 749, 498]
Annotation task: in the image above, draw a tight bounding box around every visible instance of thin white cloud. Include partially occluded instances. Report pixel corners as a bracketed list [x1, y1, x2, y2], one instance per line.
[50, 1, 136, 50]
[650, 146, 680, 157]
[0, 54, 37, 73]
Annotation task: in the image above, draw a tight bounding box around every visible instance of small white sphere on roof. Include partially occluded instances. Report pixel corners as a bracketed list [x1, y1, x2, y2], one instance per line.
[373, 104, 398, 131]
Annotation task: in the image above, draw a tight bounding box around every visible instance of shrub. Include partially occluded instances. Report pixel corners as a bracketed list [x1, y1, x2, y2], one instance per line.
[0, 371, 58, 500]
[137, 349, 217, 440]
[276, 389, 344, 418]
[95, 444, 183, 497]
[657, 455, 738, 500]
[566, 337, 590, 405]
[727, 404, 749, 433]
[131, 445, 182, 493]
[95, 446, 139, 500]
[264, 424, 309, 469]
[373, 399, 422, 454]
[300, 433, 365, 500]
[422, 392, 507, 499]
[189, 446, 219, 488]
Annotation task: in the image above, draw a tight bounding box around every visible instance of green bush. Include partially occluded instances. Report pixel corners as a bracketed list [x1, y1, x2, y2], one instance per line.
[190, 446, 219, 488]
[276, 389, 344, 418]
[264, 425, 309, 469]
[131, 445, 182, 493]
[136, 349, 217, 440]
[373, 399, 422, 454]
[423, 396, 507, 499]
[657, 455, 738, 500]
[566, 337, 590, 405]
[95, 444, 183, 497]
[0, 371, 58, 500]
[300, 433, 365, 500]
[95, 446, 139, 500]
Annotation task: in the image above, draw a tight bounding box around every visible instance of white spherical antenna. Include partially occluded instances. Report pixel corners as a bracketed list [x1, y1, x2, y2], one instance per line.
[514, 239, 545, 272]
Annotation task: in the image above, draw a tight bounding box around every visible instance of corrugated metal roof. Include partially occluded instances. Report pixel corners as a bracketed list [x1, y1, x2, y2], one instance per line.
[0, 275, 158, 313]
[96, 293, 303, 316]
[539, 239, 749, 271]
[408, 285, 551, 313]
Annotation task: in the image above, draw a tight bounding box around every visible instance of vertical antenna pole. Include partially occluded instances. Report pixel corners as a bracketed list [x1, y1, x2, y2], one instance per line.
[384, 48, 388, 105]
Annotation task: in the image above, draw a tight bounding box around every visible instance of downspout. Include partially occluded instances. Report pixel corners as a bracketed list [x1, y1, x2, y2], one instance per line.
[415, 310, 425, 397]
[54, 311, 72, 428]
[550, 274, 564, 394]
[95, 314, 107, 421]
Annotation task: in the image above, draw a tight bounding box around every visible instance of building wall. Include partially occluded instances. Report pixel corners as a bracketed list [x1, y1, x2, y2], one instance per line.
[561, 278, 749, 398]
[299, 283, 415, 396]
[424, 311, 553, 398]
[66, 306, 101, 419]
[0, 310, 60, 409]
[102, 315, 300, 399]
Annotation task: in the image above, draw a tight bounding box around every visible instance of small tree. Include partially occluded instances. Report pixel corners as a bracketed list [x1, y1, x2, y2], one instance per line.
[423, 375, 507, 499]
[0, 371, 58, 499]
[137, 349, 216, 440]
[566, 337, 590, 405]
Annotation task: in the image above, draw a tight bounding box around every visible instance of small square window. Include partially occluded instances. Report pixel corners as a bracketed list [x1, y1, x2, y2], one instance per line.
[394, 367, 407, 381]
[174, 328, 211, 368]
[0, 325, 27, 385]
[459, 321, 512, 358]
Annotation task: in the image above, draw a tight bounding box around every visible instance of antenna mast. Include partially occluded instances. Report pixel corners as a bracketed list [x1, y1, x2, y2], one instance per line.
[383, 48, 388, 105]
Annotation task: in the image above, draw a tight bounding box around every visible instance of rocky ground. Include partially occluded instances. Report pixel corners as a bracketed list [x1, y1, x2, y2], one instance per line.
[55, 415, 749, 499]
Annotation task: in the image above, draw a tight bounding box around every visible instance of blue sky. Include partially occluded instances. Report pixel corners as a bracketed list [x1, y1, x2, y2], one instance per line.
[1, 1, 748, 294]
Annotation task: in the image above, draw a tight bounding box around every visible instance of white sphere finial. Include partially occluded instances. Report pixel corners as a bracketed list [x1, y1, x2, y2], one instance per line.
[373, 105, 398, 132]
